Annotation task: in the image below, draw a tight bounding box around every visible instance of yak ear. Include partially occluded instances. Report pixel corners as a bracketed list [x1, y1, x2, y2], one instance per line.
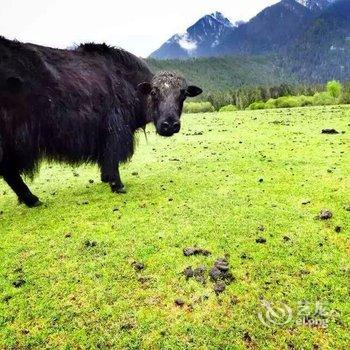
[186, 85, 202, 97]
[6, 76, 23, 93]
[137, 82, 152, 95]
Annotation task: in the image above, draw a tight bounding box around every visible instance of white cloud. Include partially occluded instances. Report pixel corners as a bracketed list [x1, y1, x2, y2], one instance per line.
[0, 0, 279, 57]
[178, 34, 197, 51]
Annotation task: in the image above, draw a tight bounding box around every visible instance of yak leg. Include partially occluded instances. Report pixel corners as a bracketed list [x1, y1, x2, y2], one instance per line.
[109, 164, 126, 194]
[101, 162, 126, 194]
[2, 169, 41, 207]
[100, 137, 126, 194]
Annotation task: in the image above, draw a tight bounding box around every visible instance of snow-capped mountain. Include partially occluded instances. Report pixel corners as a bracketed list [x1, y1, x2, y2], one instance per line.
[150, 1, 313, 59]
[149, 0, 350, 84]
[213, 0, 314, 56]
[210, 11, 234, 28]
[150, 12, 235, 59]
[149, 0, 343, 60]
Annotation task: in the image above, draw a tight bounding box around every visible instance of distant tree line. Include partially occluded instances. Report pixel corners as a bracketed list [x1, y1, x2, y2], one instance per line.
[147, 56, 294, 93]
[184, 81, 350, 113]
[197, 83, 325, 110]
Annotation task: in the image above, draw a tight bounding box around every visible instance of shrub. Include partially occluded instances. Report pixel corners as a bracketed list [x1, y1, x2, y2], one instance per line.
[274, 96, 300, 108]
[219, 104, 237, 112]
[248, 101, 266, 110]
[261, 93, 337, 109]
[255, 95, 314, 110]
[327, 80, 342, 98]
[297, 95, 314, 107]
[265, 98, 277, 109]
[312, 92, 335, 106]
[183, 102, 215, 114]
[339, 92, 350, 105]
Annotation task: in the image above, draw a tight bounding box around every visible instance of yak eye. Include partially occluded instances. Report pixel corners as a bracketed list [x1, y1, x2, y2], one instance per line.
[151, 90, 157, 97]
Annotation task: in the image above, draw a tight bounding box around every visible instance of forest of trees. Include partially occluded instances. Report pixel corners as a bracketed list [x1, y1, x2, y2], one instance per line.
[147, 55, 295, 92]
[148, 52, 350, 112]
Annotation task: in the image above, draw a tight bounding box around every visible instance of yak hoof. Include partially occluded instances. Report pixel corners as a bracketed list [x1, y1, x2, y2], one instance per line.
[110, 182, 126, 194]
[19, 196, 42, 208]
[116, 186, 126, 194]
[28, 200, 43, 208]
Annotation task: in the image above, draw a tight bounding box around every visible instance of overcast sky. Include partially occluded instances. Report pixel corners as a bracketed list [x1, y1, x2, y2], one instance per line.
[0, 0, 279, 57]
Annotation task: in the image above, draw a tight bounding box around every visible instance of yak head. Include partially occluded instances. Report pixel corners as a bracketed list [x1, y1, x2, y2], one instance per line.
[138, 72, 202, 137]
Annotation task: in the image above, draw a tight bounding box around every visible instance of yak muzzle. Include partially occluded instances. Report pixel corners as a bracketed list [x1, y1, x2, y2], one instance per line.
[158, 121, 181, 137]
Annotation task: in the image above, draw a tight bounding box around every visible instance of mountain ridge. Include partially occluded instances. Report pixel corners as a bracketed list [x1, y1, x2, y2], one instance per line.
[149, 0, 350, 83]
[150, 12, 233, 59]
[149, 0, 338, 59]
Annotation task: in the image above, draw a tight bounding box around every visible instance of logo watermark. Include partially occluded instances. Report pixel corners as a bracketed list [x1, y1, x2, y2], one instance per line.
[258, 299, 336, 328]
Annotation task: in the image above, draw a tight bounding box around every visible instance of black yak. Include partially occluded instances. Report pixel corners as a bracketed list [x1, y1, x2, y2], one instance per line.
[0, 37, 202, 207]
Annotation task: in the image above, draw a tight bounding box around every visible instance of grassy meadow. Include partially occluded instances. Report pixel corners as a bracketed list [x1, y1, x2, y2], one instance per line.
[0, 106, 349, 349]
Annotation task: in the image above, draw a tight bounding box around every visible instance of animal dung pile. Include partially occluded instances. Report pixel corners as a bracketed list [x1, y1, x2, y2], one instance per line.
[317, 209, 333, 220]
[183, 247, 211, 257]
[182, 254, 234, 295]
[255, 237, 267, 244]
[132, 261, 145, 271]
[321, 128, 339, 134]
[183, 265, 206, 284]
[210, 258, 235, 294]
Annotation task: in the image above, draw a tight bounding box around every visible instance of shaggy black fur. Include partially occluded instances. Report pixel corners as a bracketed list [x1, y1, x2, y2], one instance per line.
[0, 37, 202, 207]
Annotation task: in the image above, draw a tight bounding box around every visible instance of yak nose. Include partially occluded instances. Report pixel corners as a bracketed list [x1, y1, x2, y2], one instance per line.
[160, 121, 181, 135]
[172, 121, 181, 133]
[160, 121, 171, 134]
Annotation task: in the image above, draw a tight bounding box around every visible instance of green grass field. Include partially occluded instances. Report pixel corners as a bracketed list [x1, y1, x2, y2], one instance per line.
[0, 106, 349, 349]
